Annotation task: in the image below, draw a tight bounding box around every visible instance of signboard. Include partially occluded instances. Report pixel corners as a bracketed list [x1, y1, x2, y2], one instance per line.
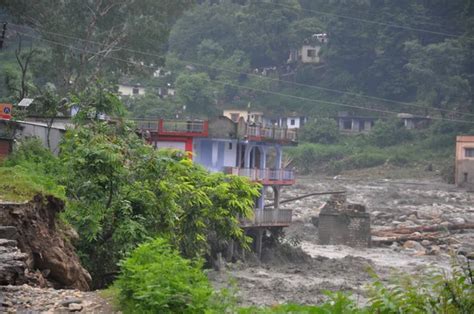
[0, 104, 12, 120]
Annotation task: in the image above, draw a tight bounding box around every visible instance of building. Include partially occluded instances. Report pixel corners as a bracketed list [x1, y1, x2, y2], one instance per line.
[136, 115, 298, 257]
[265, 114, 307, 129]
[336, 112, 376, 134]
[223, 109, 264, 124]
[455, 136, 474, 190]
[397, 113, 430, 130]
[118, 83, 146, 97]
[288, 33, 328, 64]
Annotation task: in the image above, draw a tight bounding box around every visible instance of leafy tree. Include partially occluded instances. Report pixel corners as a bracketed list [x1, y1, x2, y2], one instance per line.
[175, 72, 216, 116]
[4, 0, 193, 93]
[299, 118, 340, 144]
[369, 118, 413, 147]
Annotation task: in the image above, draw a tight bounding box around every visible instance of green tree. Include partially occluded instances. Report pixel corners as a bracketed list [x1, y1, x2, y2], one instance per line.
[300, 118, 340, 144]
[175, 72, 215, 116]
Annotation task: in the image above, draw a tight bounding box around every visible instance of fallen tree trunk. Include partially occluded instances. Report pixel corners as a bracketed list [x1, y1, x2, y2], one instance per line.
[265, 190, 346, 208]
[372, 232, 446, 245]
[372, 223, 474, 237]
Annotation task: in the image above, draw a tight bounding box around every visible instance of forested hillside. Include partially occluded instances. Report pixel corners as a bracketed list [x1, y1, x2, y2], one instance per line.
[1, 0, 473, 121]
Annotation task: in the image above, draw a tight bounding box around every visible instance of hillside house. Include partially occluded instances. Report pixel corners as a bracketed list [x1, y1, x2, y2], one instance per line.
[264, 114, 307, 129]
[455, 136, 474, 190]
[118, 82, 146, 97]
[136, 115, 298, 257]
[223, 109, 264, 124]
[288, 33, 328, 64]
[336, 112, 376, 134]
[397, 113, 431, 130]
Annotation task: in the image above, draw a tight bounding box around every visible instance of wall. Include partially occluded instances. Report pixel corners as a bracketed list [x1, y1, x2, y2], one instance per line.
[118, 84, 145, 97]
[318, 211, 371, 248]
[193, 138, 237, 172]
[300, 45, 321, 63]
[17, 122, 64, 155]
[455, 136, 474, 189]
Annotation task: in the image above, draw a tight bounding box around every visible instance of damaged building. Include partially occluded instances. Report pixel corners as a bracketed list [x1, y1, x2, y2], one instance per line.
[455, 135, 474, 190]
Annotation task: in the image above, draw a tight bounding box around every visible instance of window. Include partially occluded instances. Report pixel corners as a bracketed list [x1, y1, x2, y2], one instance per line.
[290, 119, 295, 126]
[132, 87, 140, 95]
[228, 142, 233, 150]
[343, 120, 352, 130]
[307, 49, 316, 58]
[465, 148, 474, 158]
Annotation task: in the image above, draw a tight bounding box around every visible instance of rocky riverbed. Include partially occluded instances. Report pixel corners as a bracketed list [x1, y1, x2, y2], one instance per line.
[209, 171, 474, 307]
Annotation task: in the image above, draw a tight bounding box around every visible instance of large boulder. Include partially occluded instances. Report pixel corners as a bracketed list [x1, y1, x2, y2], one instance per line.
[0, 195, 91, 290]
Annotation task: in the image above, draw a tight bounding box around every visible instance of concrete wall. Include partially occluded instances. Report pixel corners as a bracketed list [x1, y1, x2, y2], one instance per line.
[318, 211, 371, 247]
[118, 84, 145, 97]
[223, 110, 263, 124]
[16, 122, 64, 155]
[455, 136, 474, 189]
[300, 45, 321, 63]
[193, 138, 237, 172]
[208, 116, 236, 138]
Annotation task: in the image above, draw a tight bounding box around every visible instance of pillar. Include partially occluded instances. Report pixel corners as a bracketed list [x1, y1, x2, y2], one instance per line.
[275, 145, 282, 169]
[255, 229, 263, 260]
[244, 144, 252, 168]
[273, 186, 280, 209]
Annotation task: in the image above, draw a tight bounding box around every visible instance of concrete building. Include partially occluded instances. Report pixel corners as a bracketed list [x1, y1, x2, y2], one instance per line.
[136, 115, 298, 257]
[336, 113, 376, 134]
[118, 83, 146, 97]
[265, 114, 307, 129]
[223, 109, 264, 124]
[288, 33, 328, 64]
[397, 113, 430, 130]
[455, 136, 474, 190]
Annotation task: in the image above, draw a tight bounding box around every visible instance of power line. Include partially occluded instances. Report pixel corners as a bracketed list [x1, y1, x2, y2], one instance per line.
[10, 29, 474, 125]
[260, 2, 472, 40]
[9, 23, 474, 119]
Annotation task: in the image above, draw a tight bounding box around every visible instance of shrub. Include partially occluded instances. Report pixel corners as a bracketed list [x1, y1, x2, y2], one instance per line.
[115, 237, 213, 314]
[300, 118, 341, 144]
[369, 119, 413, 147]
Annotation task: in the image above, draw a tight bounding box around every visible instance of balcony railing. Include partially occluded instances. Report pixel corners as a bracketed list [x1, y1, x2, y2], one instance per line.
[133, 119, 209, 137]
[245, 125, 297, 142]
[241, 209, 293, 227]
[226, 167, 295, 185]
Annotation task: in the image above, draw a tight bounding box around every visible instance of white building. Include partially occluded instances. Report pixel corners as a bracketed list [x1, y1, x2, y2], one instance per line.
[118, 83, 146, 97]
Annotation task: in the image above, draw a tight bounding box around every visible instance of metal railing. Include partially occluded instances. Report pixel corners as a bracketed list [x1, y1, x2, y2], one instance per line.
[160, 120, 206, 133]
[226, 167, 295, 183]
[245, 125, 297, 142]
[241, 209, 293, 227]
[134, 119, 158, 130]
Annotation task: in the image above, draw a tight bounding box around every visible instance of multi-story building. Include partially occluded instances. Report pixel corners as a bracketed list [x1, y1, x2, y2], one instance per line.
[135, 115, 298, 257]
[455, 136, 474, 190]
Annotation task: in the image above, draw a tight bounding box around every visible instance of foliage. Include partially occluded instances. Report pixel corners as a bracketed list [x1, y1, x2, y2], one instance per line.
[59, 121, 259, 287]
[299, 118, 340, 144]
[0, 138, 65, 201]
[115, 237, 213, 314]
[366, 259, 474, 314]
[175, 72, 216, 116]
[4, 0, 193, 94]
[369, 119, 413, 147]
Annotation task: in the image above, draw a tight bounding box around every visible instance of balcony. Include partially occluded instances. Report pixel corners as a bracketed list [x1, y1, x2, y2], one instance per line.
[134, 119, 209, 137]
[244, 125, 297, 143]
[241, 209, 292, 227]
[226, 167, 295, 185]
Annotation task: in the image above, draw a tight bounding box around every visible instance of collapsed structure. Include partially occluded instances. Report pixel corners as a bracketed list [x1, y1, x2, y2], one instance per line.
[136, 116, 298, 256]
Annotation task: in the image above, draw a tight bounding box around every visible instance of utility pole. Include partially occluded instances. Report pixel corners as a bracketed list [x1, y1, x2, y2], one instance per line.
[0, 23, 7, 50]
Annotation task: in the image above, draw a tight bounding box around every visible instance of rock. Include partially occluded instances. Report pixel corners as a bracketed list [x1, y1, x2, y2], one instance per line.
[60, 298, 82, 307]
[0, 226, 18, 240]
[428, 245, 441, 255]
[403, 240, 425, 253]
[450, 217, 466, 225]
[408, 214, 418, 221]
[421, 240, 431, 246]
[68, 303, 83, 311]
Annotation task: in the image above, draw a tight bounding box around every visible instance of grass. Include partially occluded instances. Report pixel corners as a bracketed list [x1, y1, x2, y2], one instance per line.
[0, 165, 65, 202]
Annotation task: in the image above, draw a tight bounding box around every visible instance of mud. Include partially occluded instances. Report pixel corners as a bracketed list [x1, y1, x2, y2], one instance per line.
[209, 171, 473, 307]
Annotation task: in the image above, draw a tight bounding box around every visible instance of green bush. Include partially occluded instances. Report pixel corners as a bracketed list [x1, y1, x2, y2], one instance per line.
[299, 118, 341, 144]
[115, 237, 213, 314]
[369, 119, 413, 147]
[286, 143, 348, 172]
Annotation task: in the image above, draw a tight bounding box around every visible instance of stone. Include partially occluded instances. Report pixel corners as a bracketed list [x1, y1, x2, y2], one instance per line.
[59, 298, 82, 307]
[403, 240, 425, 253]
[421, 240, 431, 246]
[68, 303, 83, 312]
[0, 226, 18, 240]
[450, 217, 466, 225]
[428, 245, 441, 255]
